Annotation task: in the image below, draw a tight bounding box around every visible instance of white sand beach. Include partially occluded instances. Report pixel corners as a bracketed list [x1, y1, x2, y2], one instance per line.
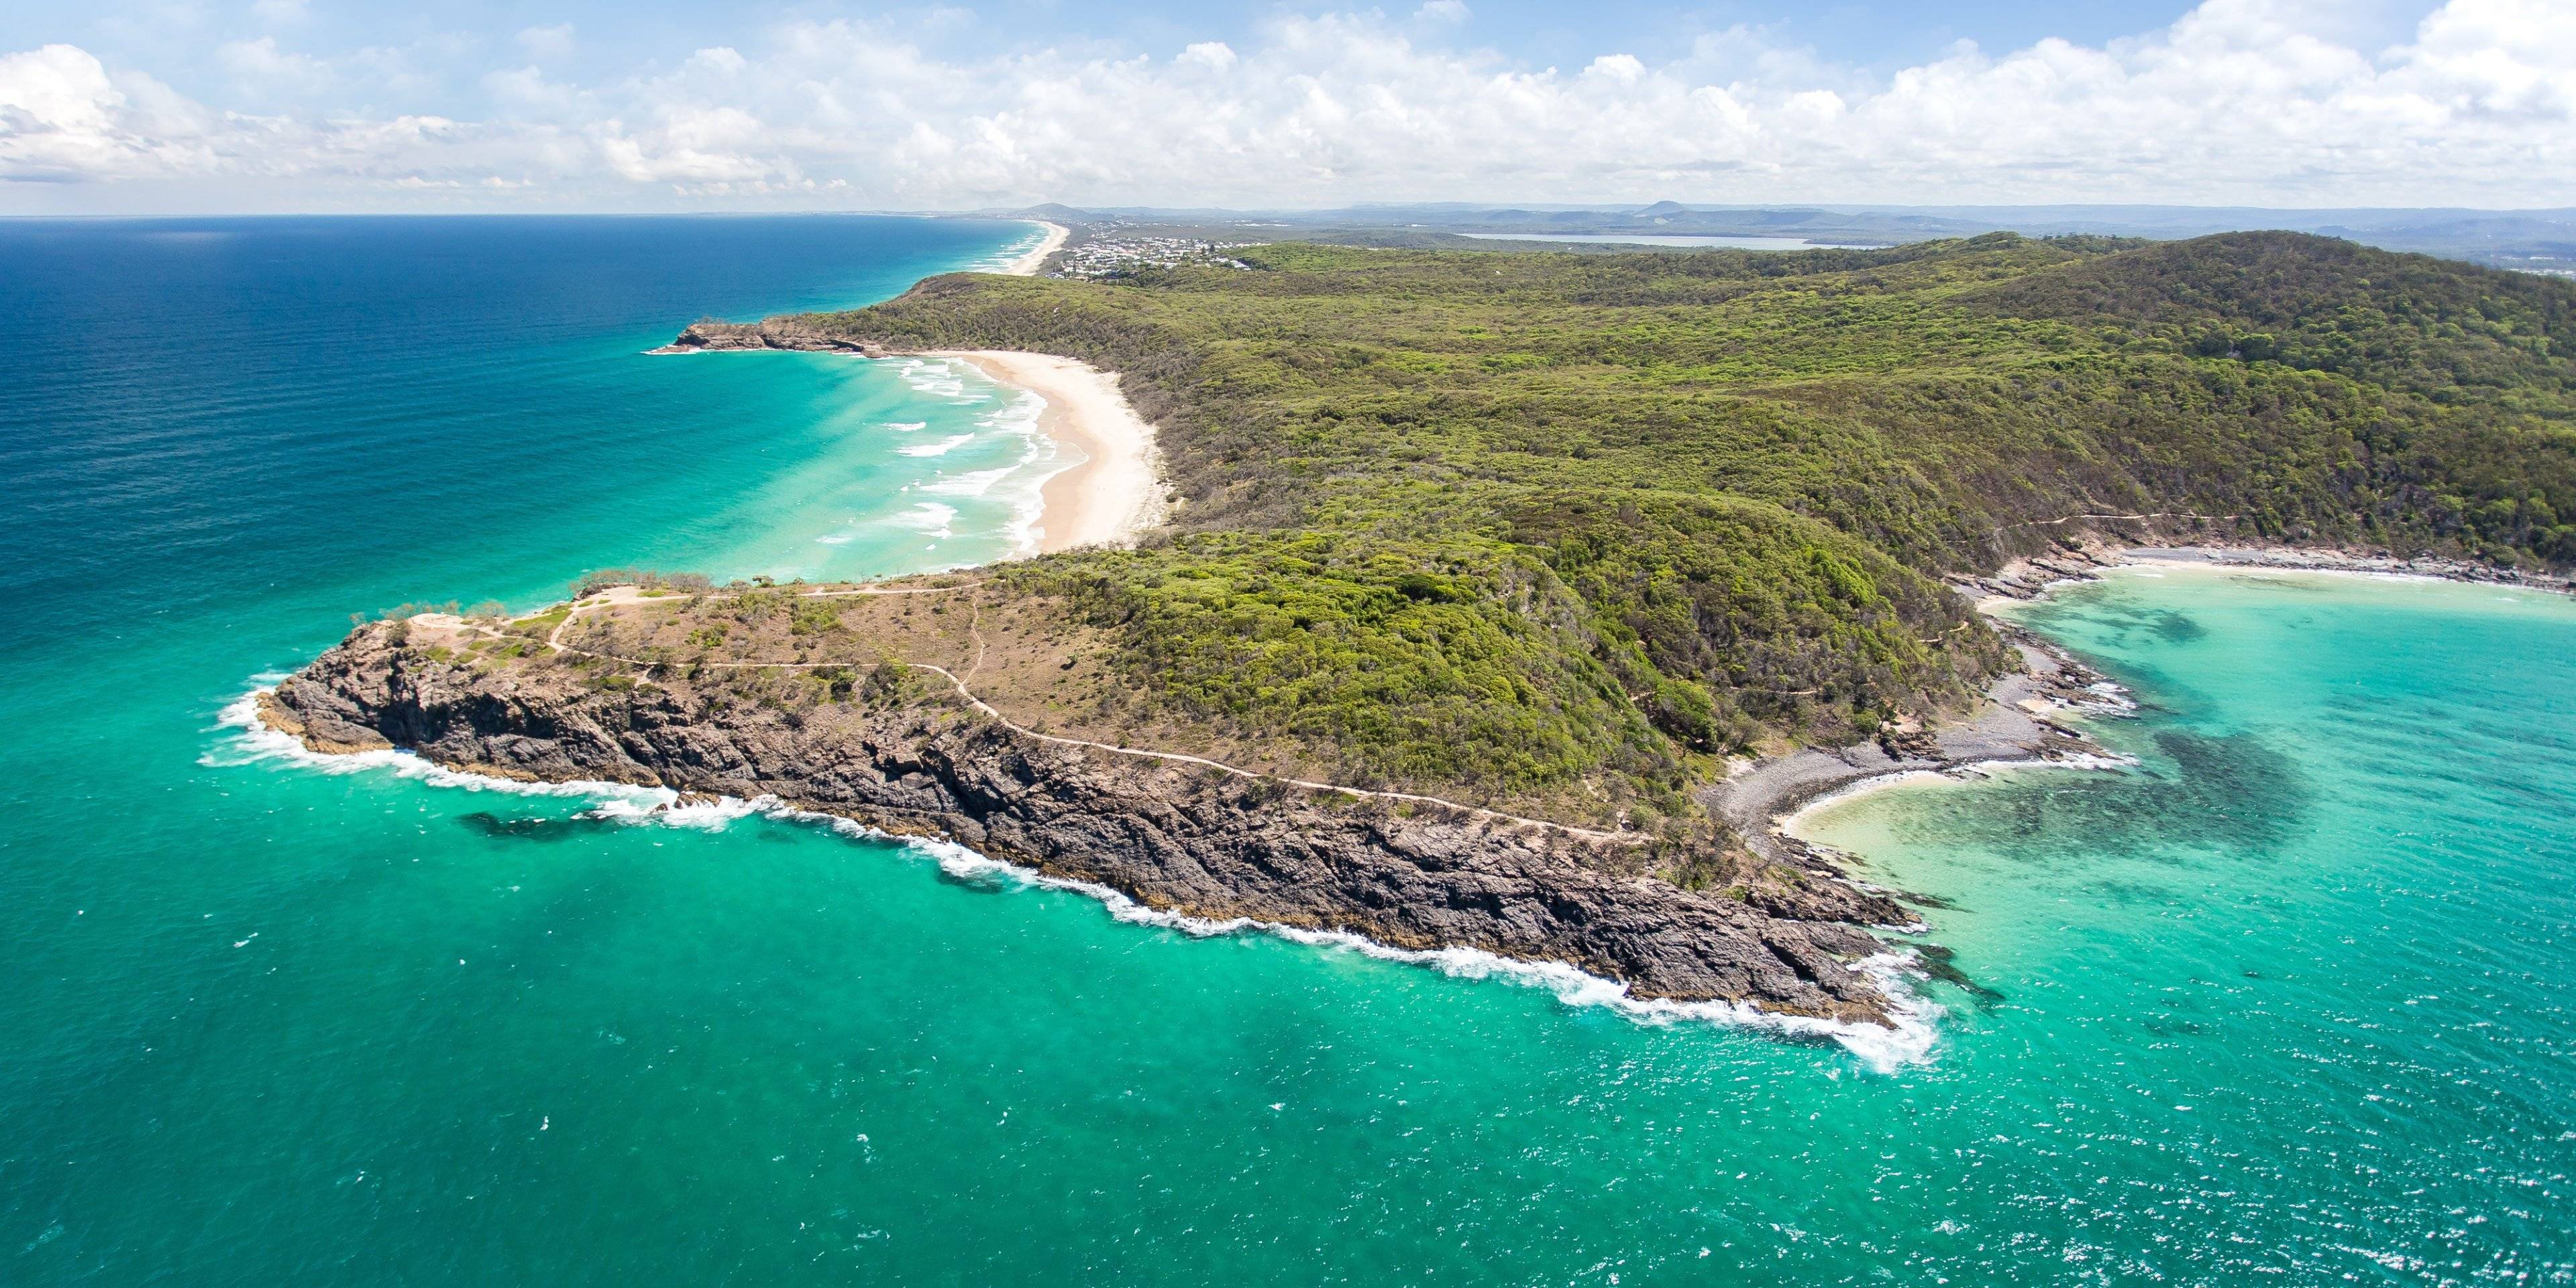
[999, 222, 1069, 276]
[932, 350, 1164, 553]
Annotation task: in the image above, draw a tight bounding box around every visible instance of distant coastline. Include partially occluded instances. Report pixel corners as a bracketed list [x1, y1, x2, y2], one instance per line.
[645, 218, 1155, 559]
[998, 221, 1069, 276]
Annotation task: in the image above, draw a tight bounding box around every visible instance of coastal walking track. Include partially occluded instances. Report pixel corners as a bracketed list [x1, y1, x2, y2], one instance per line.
[529, 583, 1643, 845]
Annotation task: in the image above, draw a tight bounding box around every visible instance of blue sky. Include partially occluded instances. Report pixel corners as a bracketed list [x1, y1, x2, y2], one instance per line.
[1, 0, 2566, 213]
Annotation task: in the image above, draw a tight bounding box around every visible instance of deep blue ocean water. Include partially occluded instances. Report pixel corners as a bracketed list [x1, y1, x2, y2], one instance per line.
[4, 218, 2573, 1285]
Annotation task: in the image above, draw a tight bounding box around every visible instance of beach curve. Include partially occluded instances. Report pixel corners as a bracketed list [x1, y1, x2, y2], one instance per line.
[932, 349, 1166, 554]
[998, 221, 1069, 276]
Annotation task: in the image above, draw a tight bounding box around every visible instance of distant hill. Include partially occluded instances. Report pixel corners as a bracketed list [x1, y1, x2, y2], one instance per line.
[1005, 201, 2576, 274]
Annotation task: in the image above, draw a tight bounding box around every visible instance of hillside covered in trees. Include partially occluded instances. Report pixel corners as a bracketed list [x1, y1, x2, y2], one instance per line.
[784, 231, 2572, 826]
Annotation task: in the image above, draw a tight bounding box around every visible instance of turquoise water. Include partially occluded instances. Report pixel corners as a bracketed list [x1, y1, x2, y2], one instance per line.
[1793, 568, 2576, 1281]
[5, 221, 2573, 1284]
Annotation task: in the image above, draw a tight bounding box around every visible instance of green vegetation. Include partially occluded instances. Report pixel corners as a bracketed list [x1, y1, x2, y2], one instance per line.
[792, 232, 2573, 818]
[506, 606, 571, 638]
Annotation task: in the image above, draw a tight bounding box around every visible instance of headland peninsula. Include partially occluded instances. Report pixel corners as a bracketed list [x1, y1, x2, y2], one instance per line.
[262, 229, 2576, 1026]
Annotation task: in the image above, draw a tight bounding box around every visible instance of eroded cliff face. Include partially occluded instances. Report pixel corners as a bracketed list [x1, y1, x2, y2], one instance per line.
[648, 318, 885, 356]
[262, 624, 1911, 1024]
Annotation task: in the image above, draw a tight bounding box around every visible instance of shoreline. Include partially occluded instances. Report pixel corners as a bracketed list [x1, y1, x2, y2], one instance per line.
[998, 221, 1069, 276]
[1709, 635, 2125, 874]
[1762, 537, 2573, 863]
[931, 350, 1165, 554]
[221, 682, 1934, 1065]
[1960, 539, 2573, 608]
[252, 612, 1918, 1033]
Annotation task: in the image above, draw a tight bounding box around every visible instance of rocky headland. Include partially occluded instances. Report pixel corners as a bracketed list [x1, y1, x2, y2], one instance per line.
[648, 317, 890, 356]
[258, 619, 1925, 1025]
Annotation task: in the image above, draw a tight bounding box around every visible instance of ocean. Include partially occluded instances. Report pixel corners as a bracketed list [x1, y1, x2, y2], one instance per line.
[3, 217, 2571, 1284]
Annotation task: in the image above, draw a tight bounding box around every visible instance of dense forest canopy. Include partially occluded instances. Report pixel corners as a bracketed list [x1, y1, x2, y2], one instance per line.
[799, 232, 2575, 822]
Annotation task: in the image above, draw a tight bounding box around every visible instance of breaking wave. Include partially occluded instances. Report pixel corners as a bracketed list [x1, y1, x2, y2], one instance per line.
[209, 681, 1944, 1070]
[898, 434, 975, 458]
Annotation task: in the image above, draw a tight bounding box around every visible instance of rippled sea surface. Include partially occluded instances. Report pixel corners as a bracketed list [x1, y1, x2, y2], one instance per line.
[6, 221, 2573, 1284]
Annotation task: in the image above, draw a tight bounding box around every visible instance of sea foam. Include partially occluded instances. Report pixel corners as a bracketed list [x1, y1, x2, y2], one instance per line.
[920, 466, 1015, 498]
[208, 680, 1942, 1070]
[891, 501, 958, 537]
[898, 434, 975, 458]
[780, 807, 1945, 1073]
[208, 686, 681, 810]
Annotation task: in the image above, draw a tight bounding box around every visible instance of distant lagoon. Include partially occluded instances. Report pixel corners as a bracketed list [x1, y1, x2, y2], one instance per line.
[1458, 231, 1887, 250]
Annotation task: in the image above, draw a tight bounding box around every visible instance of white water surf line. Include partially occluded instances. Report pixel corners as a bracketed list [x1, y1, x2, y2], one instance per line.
[206, 680, 1942, 1070]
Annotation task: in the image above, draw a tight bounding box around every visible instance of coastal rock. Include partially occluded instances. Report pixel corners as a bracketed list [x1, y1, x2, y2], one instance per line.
[649, 317, 888, 357]
[266, 625, 1909, 1025]
[1706, 652, 2110, 869]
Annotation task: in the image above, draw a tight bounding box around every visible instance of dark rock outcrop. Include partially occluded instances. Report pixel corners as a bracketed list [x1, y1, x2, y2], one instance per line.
[649, 317, 887, 356]
[262, 625, 1909, 1024]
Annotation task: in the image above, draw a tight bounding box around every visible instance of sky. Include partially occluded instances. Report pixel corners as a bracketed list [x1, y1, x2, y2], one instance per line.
[1, 0, 2569, 214]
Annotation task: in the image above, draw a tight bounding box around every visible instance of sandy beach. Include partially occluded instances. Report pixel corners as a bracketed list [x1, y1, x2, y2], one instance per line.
[932, 350, 1164, 553]
[999, 222, 1069, 276]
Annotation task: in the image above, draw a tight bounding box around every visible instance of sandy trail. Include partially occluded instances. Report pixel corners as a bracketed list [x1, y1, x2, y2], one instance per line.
[517, 582, 1635, 844]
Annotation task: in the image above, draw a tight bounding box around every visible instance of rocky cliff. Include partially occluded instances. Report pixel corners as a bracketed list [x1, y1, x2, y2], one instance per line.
[262, 623, 1914, 1024]
[648, 317, 888, 356]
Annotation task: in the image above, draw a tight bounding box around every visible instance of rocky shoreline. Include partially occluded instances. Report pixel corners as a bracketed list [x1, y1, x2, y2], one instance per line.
[647, 317, 890, 356]
[258, 623, 1916, 1026]
[1709, 631, 2121, 877]
[1729, 535, 2574, 879]
[1955, 539, 2575, 604]
[262, 515, 2545, 1031]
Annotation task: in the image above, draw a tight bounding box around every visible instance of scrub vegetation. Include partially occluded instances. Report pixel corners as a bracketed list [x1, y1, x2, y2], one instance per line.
[757, 231, 2573, 823]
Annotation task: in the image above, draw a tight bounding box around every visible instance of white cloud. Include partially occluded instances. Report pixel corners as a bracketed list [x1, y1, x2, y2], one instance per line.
[1585, 54, 1645, 84]
[1414, 1, 1470, 24]
[517, 23, 576, 62]
[0, 44, 214, 180]
[1179, 42, 1237, 71]
[686, 46, 747, 76]
[4, 0, 2573, 210]
[216, 35, 333, 94]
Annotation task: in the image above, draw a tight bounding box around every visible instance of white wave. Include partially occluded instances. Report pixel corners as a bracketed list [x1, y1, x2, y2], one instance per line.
[580, 794, 761, 829]
[765, 805, 1941, 1070]
[2077, 680, 2139, 713]
[1947, 750, 2139, 777]
[920, 466, 1015, 498]
[814, 533, 853, 545]
[891, 501, 957, 537]
[205, 689, 1943, 1070]
[207, 688, 682, 810]
[977, 392, 1044, 444]
[899, 369, 968, 398]
[965, 391, 1063, 559]
[881, 421, 927, 433]
[898, 434, 975, 458]
[1000, 462, 1054, 559]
